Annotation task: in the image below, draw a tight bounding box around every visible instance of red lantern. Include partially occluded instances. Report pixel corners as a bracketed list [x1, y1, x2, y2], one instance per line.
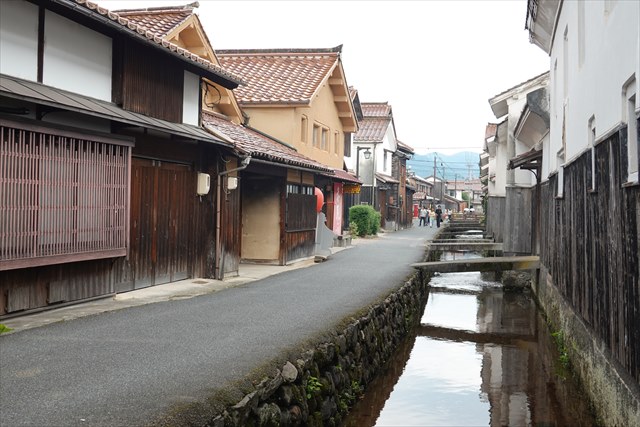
[314, 187, 324, 212]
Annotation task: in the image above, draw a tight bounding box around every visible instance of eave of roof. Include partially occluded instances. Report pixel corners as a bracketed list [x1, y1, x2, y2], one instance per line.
[201, 111, 331, 173]
[489, 71, 550, 118]
[508, 148, 542, 170]
[525, 0, 561, 54]
[1, 73, 233, 148]
[375, 172, 399, 184]
[330, 168, 361, 184]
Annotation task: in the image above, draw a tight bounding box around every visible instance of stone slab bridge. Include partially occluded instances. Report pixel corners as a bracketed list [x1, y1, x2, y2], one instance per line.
[411, 256, 540, 273]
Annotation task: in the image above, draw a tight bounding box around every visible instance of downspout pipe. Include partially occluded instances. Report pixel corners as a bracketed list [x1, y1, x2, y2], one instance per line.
[215, 156, 251, 280]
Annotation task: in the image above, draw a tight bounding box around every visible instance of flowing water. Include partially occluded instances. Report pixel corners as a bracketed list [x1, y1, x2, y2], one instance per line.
[345, 250, 597, 426]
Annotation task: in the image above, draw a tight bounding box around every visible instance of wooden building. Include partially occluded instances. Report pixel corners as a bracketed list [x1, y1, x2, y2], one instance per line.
[115, 3, 334, 273]
[521, 1, 639, 424]
[216, 46, 360, 237]
[0, 0, 243, 316]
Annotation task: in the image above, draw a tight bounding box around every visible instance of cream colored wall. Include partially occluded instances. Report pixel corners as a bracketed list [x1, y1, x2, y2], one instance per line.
[243, 108, 296, 145]
[241, 179, 280, 261]
[244, 82, 346, 169]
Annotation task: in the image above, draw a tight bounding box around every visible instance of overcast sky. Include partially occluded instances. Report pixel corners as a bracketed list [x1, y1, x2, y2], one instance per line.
[98, 0, 550, 154]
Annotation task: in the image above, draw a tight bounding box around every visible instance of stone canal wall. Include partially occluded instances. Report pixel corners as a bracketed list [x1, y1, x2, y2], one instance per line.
[533, 129, 640, 427]
[183, 268, 432, 426]
[534, 267, 640, 427]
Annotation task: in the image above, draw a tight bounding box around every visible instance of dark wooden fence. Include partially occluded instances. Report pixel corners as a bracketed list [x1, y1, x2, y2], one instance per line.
[504, 186, 534, 254]
[539, 128, 639, 384]
[285, 193, 316, 263]
[486, 196, 506, 243]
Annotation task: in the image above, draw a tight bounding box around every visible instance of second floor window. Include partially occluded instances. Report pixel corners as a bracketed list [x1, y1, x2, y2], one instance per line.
[313, 124, 320, 148]
[301, 116, 308, 143]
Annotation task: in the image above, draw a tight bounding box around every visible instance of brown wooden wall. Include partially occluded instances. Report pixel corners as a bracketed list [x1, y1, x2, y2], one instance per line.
[220, 175, 241, 277]
[486, 196, 506, 243]
[539, 128, 639, 384]
[1, 135, 225, 316]
[285, 193, 316, 263]
[0, 259, 114, 316]
[114, 39, 183, 123]
[503, 186, 534, 254]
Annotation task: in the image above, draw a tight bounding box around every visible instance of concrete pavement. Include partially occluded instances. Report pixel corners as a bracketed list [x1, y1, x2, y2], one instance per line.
[0, 222, 442, 426]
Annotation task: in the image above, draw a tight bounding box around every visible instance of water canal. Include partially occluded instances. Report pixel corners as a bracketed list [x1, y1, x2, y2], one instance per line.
[345, 249, 597, 426]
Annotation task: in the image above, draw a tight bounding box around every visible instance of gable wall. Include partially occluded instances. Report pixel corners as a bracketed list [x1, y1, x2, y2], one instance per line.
[243, 82, 345, 169]
[549, 1, 639, 169]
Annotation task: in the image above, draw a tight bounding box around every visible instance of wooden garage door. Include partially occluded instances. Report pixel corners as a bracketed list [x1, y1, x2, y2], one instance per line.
[128, 158, 193, 290]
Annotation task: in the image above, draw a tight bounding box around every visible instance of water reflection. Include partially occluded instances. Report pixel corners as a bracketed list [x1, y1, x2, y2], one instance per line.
[345, 256, 595, 427]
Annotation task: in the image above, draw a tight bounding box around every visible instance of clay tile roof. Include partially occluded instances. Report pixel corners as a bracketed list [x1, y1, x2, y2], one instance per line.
[216, 47, 342, 104]
[202, 112, 331, 173]
[353, 117, 390, 142]
[396, 140, 415, 154]
[72, 0, 244, 86]
[361, 102, 391, 117]
[113, 7, 192, 37]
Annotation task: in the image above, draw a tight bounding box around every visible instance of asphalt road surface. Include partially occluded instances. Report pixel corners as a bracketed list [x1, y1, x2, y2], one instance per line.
[0, 225, 438, 426]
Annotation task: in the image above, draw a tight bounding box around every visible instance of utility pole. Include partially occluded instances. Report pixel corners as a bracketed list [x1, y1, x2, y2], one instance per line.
[454, 173, 458, 198]
[433, 156, 437, 205]
[441, 163, 445, 204]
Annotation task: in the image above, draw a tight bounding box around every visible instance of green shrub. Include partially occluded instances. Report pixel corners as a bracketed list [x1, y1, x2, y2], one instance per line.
[349, 205, 381, 237]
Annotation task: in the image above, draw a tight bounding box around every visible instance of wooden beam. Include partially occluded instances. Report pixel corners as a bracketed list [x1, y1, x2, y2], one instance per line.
[411, 256, 540, 273]
[328, 78, 344, 85]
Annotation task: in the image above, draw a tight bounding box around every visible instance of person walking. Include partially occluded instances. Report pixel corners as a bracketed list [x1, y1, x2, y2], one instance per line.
[435, 205, 443, 228]
[419, 206, 427, 226]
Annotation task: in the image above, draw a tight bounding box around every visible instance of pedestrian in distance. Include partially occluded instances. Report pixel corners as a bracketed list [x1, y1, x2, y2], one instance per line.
[419, 206, 427, 226]
[425, 207, 431, 226]
[435, 205, 443, 228]
[429, 208, 435, 227]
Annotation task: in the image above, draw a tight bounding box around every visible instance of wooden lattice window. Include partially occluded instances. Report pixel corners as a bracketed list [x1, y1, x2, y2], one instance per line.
[0, 118, 132, 270]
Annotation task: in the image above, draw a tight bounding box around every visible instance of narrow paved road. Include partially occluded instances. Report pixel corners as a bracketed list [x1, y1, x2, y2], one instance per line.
[0, 225, 438, 426]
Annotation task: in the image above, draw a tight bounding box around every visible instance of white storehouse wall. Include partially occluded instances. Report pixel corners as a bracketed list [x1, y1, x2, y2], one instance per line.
[0, 1, 38, 81]
[549, 1, 639, 181]
[43, 9, 112, 102]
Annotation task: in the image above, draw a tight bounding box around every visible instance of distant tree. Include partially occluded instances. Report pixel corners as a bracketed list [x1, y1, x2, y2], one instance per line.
[461, 192, 470, 202]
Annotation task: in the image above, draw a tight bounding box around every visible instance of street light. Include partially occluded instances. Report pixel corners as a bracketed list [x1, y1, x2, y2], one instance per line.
[356, 146, 373, 205]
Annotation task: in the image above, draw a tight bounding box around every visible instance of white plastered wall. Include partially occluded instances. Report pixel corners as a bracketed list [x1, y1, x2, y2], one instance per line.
[43, 10, 112, 101]
[182, 70, 200, 126]
[0, 1, 38, 81]
[548, 0, 639, 180]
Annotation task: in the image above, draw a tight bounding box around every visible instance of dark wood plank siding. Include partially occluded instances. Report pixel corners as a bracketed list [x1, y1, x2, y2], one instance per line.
[286, 193, 316, 231]
[284, 230, 315, 263]
[1, 259, 114, 316]
[539, 128, 640, 384]
[486, 196, 506, 243]
[125, 158, 195, 289]
[119, 42, 183, 122]
[285, 193, 316, 263]
[503, 186, 533, 254]
[220, 175, 241, 277]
